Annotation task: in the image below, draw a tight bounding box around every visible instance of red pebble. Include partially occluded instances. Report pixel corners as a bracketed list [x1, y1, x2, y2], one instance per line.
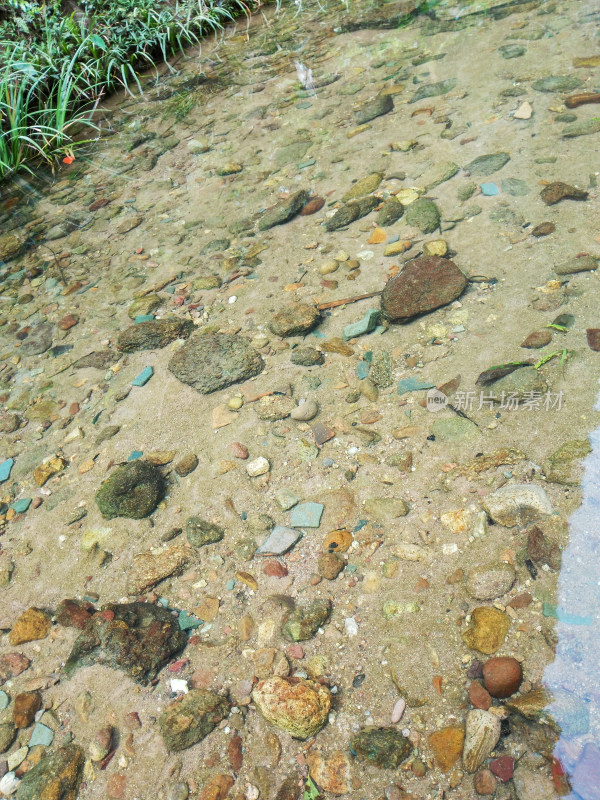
[286, 644, 304, 660]
[173, 295, 185, 306]
[300, 196, 325, 215]
[482, 656, 523, 698]
[100, 610, 115, 621]
[124, 711, 142, 729]
[168, 659, 189, 672]
[230, 442, 249, 459]
[227, 734, 243, 772]
[69, 402, 79, 416]
[490, 756, 514, 782]
[468, 681, 492, 710]
[32, 498, 43, 509]
[263, 560, 288, 578]
[58, 314, 78, 331]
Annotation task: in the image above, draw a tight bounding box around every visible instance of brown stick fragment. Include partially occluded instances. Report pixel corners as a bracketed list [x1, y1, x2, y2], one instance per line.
[564, 92, 600, 108]
[135, 274, 179, 297]
[316, 290, 382, 311]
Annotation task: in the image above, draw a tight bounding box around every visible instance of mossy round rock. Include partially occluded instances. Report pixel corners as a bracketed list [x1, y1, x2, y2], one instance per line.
[95, 460, 165, 519]
[350, 726, 412, 768]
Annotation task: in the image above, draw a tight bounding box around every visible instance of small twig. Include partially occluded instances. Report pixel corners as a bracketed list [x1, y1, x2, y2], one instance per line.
[316, 290, 382, 311]
[135, 274, 179, 297]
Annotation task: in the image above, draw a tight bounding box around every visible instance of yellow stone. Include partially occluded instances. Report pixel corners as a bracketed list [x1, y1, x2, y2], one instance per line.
[423, 239, 448, 257]
[380, 83, 405, 96]
[396, 188, 420, 205]
[78, 459, 96, 474]
[146, 450, 176, 466]
[347, 124, 372, 138]
[429, 727, 465, 773]
[368, 228, 387, 245]
[33, 455, 67, 487]
[9, 607, 52, 645]
[462, 606, 510, 654]
[194, 596, 220, 622]
[384, 241, 411, 257]
[236, 571, 258, 591]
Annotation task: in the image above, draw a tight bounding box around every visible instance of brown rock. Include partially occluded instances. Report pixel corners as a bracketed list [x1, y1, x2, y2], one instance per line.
[252, 676, 331, 739]
[227, 734, 243, 772]
[381, 256, 467, 323]
[231, 442, 249, 459]
[58, 314, 79, 331]
[56, 599, 96, 629]
[13, 692, 42, 728]
[306, 750, 352, 795]
[175, 454, 199, 477]
[541, 182, 588, 205]
[263, 560, 289, 578]
[301, 197, 325, 215]
[587, 329, 600, 351]
[508, 592, 533, 609]
[0, 653, 30, 685]
[468, 682, 492, 710]
[428, 726, 465, 773]
[317, 552, 345, 580]
[521, 330, 552, 349]
[531, 222, 555, 237]
[482, 656, 523, 698]
[269, 303, 321, 337]
[474, 769, 496, 795]
[9, 608, 52, 645]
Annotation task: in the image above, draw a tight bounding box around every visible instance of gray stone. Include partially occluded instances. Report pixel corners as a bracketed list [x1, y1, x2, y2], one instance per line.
[410, 79, 457, 103]
[562, 118, 600, 138]
[432, 416, 479, 441]
[19, 323, 53, 356]
[463, 710, 501, 773]
[532, 75, 582, 93]
[487, 366, 547, 399]
[291, 346, 324, 366]
[465, 152, 510, 176]
[512, 765, 557, 800]
[555, 255, 598, 275]
[356, 94, 394, 124]
[502, 178, 530, 196]
[498, 43, 526, 59]
[466, 563, 516, 600]
[256, 526, 301, 556]
[0, 722, 16, 753]
[482, 484, 553, 527]
[168, 333, 264, 394]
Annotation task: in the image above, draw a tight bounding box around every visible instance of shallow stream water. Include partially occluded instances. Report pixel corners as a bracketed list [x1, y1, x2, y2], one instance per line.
[0, 1, 600, 798]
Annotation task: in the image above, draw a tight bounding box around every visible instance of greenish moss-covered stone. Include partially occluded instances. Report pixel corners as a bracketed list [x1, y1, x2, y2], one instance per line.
[159, 689, 229, 751]
[282, 599, 332, 642]
[168, 332, 264, 394]
[532, 75, 582, 93]
[291, 346, 324, 366]
[342, 172, 384, 202]
[326, 203, 361, 231]
[16, 744, 84, 800]
[127, 294, 162, 320]
[186, 517, 225, 548]
[377, 197, 404, 226]
[355, 94, 394, 125]
[64, 602, 187, 684]
[117, 318, 194, 352]
[543, 439, 591, 485]
[457, 182, 478, 201]
[350, 727, 412, 768]
[404, 198, 440, 233]
[258, 189, 309, 230]
[465, 152, 510, 176]
[95, 460, 164, 520]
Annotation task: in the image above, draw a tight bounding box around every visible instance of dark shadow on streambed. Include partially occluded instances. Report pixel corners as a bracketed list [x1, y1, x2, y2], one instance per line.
[544, 389, 600, 799]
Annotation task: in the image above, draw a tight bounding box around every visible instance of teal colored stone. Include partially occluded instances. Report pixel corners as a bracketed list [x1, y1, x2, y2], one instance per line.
[480, 182, 498, 196]
[29, 722, 54, 747]
[397, 377, 435, 395]
[356, 361, 370, 380]
[225, 579, 236, 590]
[290, 502, 324, 528]
[134, 314, 155, 323]
[128, 451, 143, 461]
[132, 366, 154, 386]
[0, 691, 8, 709]
[342, 309, 381, 341]
[11, 498, 31, 513]
[178, 610, 203, 630]
[0, 458, 14, 483]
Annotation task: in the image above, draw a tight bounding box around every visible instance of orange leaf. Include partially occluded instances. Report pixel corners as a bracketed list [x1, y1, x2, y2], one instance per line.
[62, 155, 75, 164]
[433, 675, 443, 695]
[368, 228, 386, 245]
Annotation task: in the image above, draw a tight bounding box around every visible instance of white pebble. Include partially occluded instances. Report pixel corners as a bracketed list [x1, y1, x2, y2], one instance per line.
[391, 697, 406, 724]
[0, 772, 20, 795]
[228, 295, 237, 304]
[290, 398, 318, 421]
[344, 617, 358, 637]
[170, 679, 188, 694]
[246, 457, 270, 477]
